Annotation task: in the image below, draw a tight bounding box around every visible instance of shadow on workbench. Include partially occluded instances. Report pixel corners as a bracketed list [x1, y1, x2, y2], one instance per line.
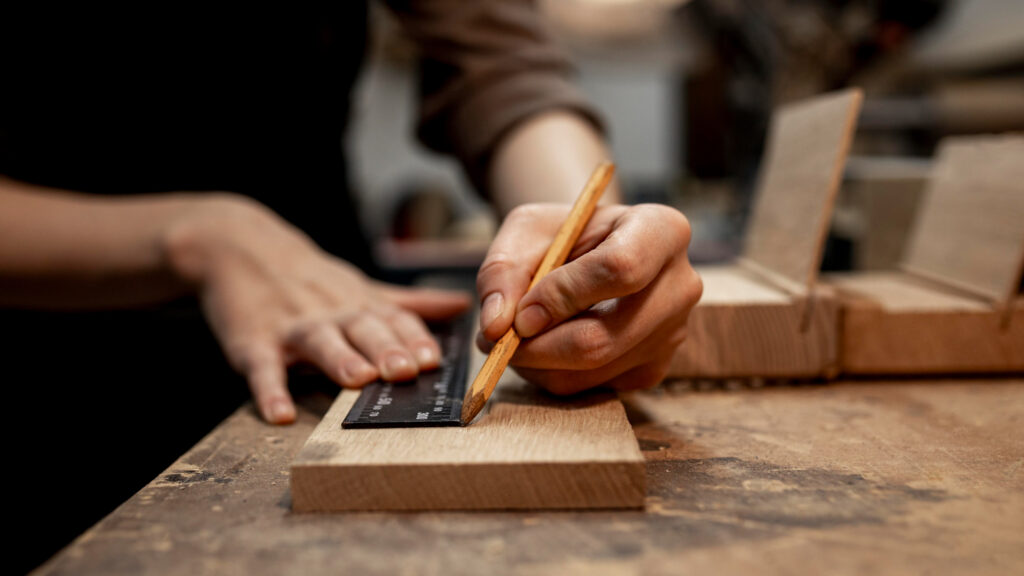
[4, 305, 248, 575]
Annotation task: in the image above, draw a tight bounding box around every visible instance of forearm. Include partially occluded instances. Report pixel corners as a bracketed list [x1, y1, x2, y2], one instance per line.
[487, 111, 622, 215]
[0, 176, 213, 308]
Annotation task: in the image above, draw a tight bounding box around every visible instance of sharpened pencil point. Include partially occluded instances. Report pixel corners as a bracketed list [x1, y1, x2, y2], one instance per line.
[460, 392, 486, 426]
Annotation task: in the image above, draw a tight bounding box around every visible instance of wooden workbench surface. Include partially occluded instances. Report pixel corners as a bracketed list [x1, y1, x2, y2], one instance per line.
[36, 379, 1024, 576]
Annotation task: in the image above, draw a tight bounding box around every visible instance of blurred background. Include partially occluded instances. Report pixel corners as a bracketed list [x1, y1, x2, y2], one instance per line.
[351, 0, 1024, 277]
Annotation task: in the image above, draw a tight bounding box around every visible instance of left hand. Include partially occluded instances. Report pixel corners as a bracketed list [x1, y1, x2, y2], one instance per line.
[476, 203, 702, 394]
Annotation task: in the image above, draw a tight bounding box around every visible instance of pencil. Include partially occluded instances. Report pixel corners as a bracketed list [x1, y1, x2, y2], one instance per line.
[460, 161, 616, 425]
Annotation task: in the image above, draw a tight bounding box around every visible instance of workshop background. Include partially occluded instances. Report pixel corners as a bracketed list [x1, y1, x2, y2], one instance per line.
[355, 0, 1023, 278]
[14, 0, 1024, 574]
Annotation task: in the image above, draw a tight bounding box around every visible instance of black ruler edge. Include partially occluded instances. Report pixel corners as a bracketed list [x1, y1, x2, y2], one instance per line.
[342, 314, 473, 429]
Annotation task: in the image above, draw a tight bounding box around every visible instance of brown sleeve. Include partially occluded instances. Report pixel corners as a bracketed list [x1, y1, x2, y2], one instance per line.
[383, 0, 605, 193]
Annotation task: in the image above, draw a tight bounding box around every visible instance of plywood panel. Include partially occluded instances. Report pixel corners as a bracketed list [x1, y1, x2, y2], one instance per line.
[902, 135, 1024, 305]
[291, 353, 645, 511]
[742, 88, 863, 292]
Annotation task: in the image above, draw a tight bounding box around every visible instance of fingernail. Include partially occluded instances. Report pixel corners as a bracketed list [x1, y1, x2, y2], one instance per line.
[415, 345, 439, 367]
[382, 353, 413, 380]
[481, 292, 504, 331]
[268, 399, 294, 424]
[516, 304, 551, 338]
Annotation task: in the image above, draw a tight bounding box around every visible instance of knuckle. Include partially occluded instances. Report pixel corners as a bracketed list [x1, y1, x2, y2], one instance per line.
[640, 203, 692, 248]
[597, 247, 644, 292]
[570, 321, 616, 369]
[506, 203, 544, 223]
[476, 253, 517, 290]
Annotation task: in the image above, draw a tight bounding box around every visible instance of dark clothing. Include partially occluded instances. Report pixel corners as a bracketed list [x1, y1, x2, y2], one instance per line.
[1, 3, 599, 572]
[1, 2, 599, 268]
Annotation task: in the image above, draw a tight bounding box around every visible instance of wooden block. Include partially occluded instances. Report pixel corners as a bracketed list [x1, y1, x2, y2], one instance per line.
[291, 358, 645, 512]
[669, 265, 839, 378]
[830, 272, 1024, 374]
[901, 135, 1024, 305]
[669, 89, 861, 379]
[743, 88, 863, 292]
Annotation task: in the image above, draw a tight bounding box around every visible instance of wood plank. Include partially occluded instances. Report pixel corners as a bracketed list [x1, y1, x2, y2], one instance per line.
[902, 135, 1024, 305]
[742, 88, 862, 292]
[830, 271, 1024, 374]
[291, 352, 645, 511]
[669, 265, 840, 379]
[35, 380, 1024, 576]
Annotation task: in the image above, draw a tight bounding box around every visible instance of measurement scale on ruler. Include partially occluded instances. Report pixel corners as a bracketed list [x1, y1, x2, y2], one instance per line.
[342, 314, 473, 428]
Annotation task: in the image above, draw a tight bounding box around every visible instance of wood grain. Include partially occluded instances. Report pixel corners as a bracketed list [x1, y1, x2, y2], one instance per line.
[742, 88, 863, 291]
[830, 272, 1024, 374]
[292, 346, 645, 511]
[902, 135, 1024, 306]
[669, 265, 839, 378]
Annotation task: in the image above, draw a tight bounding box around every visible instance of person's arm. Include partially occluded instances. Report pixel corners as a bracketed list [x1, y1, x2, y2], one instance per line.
[0, 177, 469, 423]
[0, 176, 197, 308]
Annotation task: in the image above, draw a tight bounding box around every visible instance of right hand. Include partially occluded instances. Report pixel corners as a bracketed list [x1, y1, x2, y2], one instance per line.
[165, 195, 470, 424]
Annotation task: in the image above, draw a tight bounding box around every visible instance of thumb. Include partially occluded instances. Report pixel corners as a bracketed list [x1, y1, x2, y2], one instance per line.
[380, 284, 471, 321]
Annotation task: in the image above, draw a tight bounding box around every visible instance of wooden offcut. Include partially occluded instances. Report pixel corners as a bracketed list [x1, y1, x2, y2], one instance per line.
[291, 350, 645, 512]
[828, 135, 1024, 375]
[670, 88, 862, 379]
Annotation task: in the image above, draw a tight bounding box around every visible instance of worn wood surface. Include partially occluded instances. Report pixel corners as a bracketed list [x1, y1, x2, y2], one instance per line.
[742, 88, 862, 292]
[292, 371, 645, 511]
[829, 272, 1024, 374]
[36, 378, 1024, 576]
[902, 135, 1024, 306]
[669, 265, 839, 378]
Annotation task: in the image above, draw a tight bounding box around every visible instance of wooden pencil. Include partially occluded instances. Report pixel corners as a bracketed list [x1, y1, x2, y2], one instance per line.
[460, 161, 616, 425]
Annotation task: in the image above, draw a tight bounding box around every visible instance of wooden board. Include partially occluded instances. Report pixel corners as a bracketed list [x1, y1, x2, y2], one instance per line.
[35, 379, 1024, 576]
[742, 88, 863, 292]
[669, 265, 839, 378]
[902, 135, 1024, 305]
[669, 89, 859, 379]
[291, 354, 645, 511]
[829, 271, 1024, 374]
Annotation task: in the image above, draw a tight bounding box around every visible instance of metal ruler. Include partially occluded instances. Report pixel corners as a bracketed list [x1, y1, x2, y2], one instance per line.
[342, 314, 472, 428]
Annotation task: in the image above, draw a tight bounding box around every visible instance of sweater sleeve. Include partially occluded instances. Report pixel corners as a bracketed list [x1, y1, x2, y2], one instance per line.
[384, 0, 605, 194]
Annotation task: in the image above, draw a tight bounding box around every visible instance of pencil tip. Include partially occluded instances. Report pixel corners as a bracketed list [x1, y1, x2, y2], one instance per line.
[460, 393, 485, 426]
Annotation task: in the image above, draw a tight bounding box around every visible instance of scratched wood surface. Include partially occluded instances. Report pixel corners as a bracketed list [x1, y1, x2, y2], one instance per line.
[35, 379, 1024, 576]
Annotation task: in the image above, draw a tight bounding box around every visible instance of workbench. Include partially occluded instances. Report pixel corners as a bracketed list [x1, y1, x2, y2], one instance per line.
[35, 378, 1024, 575]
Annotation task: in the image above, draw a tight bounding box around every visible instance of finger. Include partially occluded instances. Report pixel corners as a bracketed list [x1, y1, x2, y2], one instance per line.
[386, 309, 442, 370]
[476, 206, 562, 341]
[512, 260, 699, 370]
[234, 340, 295, 425]
[514, 205, 691, 339]
[380, 284, 471, 321]
[512, 323, 684, 394]
[604, 360, 672, 392]
[286, 322, 378, 387]
[343, 312, 419, 381]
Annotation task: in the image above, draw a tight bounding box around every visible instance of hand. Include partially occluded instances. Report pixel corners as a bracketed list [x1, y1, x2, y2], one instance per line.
[166, 195, 470, 424]
[476, 203, 702, 394]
